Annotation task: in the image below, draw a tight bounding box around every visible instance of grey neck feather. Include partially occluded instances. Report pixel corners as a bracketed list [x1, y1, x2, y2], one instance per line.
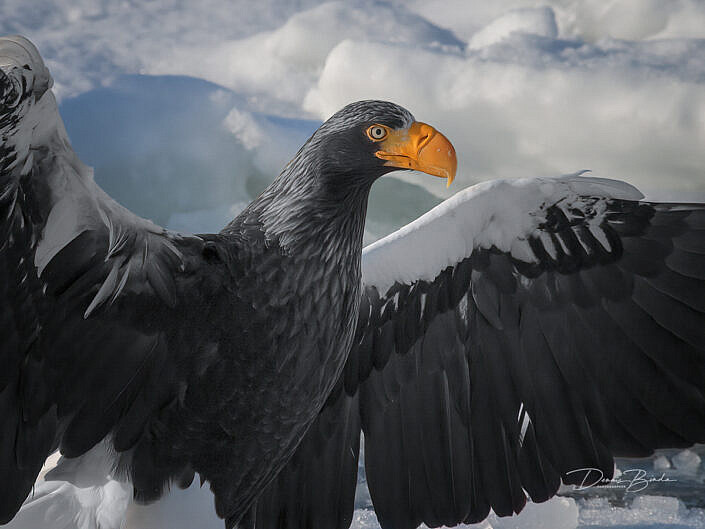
[222, 99, 416, 260]
[223, 142, 371, 264]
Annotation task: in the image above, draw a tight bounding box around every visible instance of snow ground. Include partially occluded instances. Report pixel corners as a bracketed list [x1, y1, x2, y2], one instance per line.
[3, 1, 705, 527]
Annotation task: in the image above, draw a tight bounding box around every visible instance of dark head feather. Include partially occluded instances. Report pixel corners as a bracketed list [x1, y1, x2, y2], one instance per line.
[230, 100, 417, 243]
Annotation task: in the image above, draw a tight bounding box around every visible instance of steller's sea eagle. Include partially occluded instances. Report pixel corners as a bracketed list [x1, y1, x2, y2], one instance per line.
[1, 35, 705, 529]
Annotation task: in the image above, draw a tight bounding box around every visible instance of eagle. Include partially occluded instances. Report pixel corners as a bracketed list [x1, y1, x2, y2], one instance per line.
[1, 35, 704, 529]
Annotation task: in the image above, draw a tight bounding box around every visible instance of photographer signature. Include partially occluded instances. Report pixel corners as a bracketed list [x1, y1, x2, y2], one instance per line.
[565, 468, 677, 493]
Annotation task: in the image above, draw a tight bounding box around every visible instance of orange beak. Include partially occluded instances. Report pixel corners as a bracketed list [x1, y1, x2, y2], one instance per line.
[374, 122, 457, 187]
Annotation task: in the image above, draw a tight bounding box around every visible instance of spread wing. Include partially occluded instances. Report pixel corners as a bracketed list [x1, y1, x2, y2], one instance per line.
[0, 36, 233, 522]
[254, 174, 705, 529]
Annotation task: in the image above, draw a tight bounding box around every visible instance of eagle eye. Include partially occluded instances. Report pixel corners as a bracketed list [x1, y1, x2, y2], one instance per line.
[366, 125, 389, 141]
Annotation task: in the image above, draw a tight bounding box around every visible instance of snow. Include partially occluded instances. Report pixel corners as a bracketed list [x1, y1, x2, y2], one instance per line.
[351, 495, 705, 529]
[476, 497, 579, 529]
[468, 7, 558, 49]
[147, 1, 463, 113]
[672, 449, 702, 475]
[305, 34, 705, 198]
[654, 456, 672, 472]
[58, 75, 316, 228]
[405, 0, 705, 42]
[3, 2, 705, 528]
[578, 496, 705, 528]
[3, 0, 705, 200]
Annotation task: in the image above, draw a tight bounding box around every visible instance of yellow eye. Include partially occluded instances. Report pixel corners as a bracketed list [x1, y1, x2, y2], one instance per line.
[366, 124, 388, 141]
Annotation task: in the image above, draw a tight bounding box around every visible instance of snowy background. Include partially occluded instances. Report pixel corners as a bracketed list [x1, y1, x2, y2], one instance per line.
[2, 1, 705, 527]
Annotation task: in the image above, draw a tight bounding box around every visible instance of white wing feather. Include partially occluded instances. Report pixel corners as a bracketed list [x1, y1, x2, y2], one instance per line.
[362, 172, 643, 293]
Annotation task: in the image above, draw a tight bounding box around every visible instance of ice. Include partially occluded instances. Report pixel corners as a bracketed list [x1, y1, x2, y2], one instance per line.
[304, 29, 705, 197]
[224, 108, 266, 150]
[468, 7, 558, 49]
[654, 455, 672, 472]
[578, 496, 705, 528]
[58, 71, 434, 239]
[59, 74, 316, 231]
[405, 0, 705, 42]
[351, 509, 384, 529]
[147, 1, 464, 113]
[350, 494, 705, 529]
[672, 450, 702, 475]
[166, 203, 248, 235]
[350, 497, 579, 529]
[480, 498, 578, 529]
[223, 110, 319, 181]
[562, 0, 705, 41]
[58, 75, 254, 227]
[349, 447, 705, 529]
[4, 0, 704, 203]
[0, 0, 324, 100]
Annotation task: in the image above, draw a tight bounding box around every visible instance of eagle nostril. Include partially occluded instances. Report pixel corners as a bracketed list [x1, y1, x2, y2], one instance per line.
[415, 123, 436, 151]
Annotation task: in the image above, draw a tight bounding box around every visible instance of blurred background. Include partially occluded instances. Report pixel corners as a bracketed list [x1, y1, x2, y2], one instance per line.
[3, 0, 705, 244]
[3, 2, 705, 527]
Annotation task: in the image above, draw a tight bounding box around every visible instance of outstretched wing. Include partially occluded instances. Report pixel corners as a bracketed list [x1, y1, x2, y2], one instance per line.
[0, 36, 228, 522]
[254, 174, 705, 529]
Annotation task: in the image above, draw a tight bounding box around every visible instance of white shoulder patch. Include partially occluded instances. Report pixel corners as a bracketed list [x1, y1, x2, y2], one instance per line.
[362, 173, 643, 294]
